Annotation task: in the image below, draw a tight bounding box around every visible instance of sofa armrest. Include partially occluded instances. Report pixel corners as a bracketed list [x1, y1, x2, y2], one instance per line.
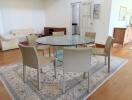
[0, 38, 19, 51]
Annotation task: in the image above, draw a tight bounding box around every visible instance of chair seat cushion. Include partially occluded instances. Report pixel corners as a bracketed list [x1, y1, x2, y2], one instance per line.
[92, 48, 106, 56]
[38, 54, 53, 65]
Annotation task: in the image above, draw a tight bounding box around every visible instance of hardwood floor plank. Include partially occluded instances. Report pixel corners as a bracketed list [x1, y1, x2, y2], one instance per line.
[0, 82, 11, 100]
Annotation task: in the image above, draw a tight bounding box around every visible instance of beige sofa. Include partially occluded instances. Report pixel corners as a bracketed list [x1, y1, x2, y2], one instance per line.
[11, 28, 37, 42]
[0, 34, 18, 51]
[0, 28, 37, 51]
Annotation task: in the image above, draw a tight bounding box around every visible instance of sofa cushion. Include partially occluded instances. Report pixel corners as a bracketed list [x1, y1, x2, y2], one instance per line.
[11, 28, 36, 35]
[11, 28, 37, 42]
[0, 34, 16, 41]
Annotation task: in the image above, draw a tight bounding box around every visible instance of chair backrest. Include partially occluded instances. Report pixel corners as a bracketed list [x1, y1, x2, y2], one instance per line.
[63, 48, 92, 73]
[104, 36, 114, 54]
[19, 44, 39, 69]
[85, 32, 96, 40]
[27, 34, 38, 46]
[52, 31, 65, 37]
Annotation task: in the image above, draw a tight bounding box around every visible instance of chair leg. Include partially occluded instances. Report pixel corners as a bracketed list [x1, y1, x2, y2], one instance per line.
[105, 56, 107, 65]
[23, 65, 26, 83]
[83, 72, 86, 79]
[53, 59, 57, 78]
[108, 55, 110, 73]
[37, 68, 41, 90]
[53, 50, 57, 78]
[76, 45, 78, 48]
[43, 50, 45, 56]
[48, 47, 51, 57]
[87, 72, 90, 93]
[55, 51, 57, 58]
[63, 72, 65, 94]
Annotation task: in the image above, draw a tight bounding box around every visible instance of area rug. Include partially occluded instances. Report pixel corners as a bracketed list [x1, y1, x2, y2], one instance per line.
[0, 56, 127, 100]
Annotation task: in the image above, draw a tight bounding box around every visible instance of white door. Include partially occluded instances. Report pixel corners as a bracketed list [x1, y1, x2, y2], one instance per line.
[80, 0, 94, 35]
[93, 0, 109, 44]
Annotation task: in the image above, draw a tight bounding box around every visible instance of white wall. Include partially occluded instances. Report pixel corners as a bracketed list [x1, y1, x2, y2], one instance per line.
[109, 0, 132, 35]
[44, 0, 112, 44]
[44, 0, 72, 34]
[0, 10, 4, 34]
[0, 0, 46, 34]
[93, 0, 112, 44]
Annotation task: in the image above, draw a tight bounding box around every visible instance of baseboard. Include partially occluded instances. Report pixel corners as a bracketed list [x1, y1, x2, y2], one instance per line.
[0, 48, 19, 52]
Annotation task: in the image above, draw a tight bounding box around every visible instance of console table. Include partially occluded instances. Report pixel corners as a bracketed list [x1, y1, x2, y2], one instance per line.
[113, 27, 132, 46]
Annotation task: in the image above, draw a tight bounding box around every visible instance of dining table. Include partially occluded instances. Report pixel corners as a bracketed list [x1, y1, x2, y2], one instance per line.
[36, 34, 95, 63]
[36, 35, 95, 46]
[36, 35, 95, 77]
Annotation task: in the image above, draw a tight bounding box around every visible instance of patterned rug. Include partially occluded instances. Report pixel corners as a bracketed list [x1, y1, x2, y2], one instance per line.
[0, 56, 127, 100]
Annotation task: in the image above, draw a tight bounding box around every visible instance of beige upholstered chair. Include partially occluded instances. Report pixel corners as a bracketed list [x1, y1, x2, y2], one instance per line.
[62, 47, 92, 93]
[85, 32, 96, 47]
[19, 44, 53, 90]
[27, 34, 50, 56]
[92, 36, 114, 73]
[52, 31, 65, 58]
[51, 31, 65, 77]
[52, 31, 65, 49]
[52, 31, 65, 50]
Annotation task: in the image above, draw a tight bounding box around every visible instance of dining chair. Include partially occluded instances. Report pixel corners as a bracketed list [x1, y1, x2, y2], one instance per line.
[85, 32, 96, 47]
[52, 31, 65, 69]
[27, 34, 51, 56]
[19, 44, 53, 90]
[52, 31, 65, 50]
[52, 31, 65, 51]
[92, 36, 114, 73]
[62, 47, 93, 93]
[52, 31, 65, 37]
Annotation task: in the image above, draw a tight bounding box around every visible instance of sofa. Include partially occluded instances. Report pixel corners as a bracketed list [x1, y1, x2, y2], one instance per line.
[11, 28, 37, 42]
[0, 28, 37, 51]
[0, 34, 18, 51]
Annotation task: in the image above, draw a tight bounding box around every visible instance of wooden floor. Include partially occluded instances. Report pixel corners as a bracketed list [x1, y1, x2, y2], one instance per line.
[0, 44, 132, 100]
[0, 49, 21, 100]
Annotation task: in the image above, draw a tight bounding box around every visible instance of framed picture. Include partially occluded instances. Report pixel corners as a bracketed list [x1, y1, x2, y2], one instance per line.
[119, 6, 127, 21]
[93, 4, 101, 19]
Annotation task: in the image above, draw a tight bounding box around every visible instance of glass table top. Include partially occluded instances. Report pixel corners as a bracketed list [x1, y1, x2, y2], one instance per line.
[36, 35, 95, 46]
